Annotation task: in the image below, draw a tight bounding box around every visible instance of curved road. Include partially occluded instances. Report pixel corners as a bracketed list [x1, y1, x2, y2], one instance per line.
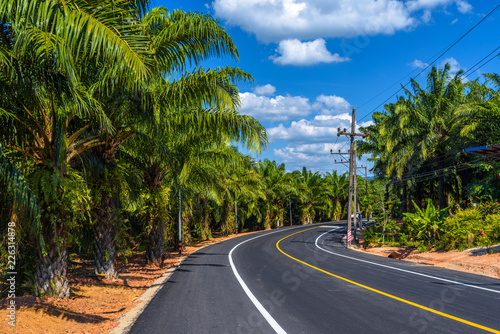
[130, 223, 500, 333]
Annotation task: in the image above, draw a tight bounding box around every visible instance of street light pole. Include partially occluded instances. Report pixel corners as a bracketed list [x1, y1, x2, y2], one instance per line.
[178, 186, 182, 254]
[235, 200, 238, 234]
[289, 195, 292, 226]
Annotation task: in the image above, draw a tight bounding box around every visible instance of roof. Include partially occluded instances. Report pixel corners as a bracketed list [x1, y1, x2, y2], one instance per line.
[465, 143, 500, 156]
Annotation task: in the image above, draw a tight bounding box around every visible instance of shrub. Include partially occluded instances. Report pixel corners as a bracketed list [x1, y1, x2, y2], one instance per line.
[403, 199, 449, 248]
[484, 214, 500, 244]
[443, 208, 490, 250]
[477, 200, 500, 216]
[364, 227, 381, 246]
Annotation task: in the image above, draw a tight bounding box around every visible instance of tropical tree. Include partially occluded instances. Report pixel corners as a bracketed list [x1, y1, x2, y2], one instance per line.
[257, 160, 296, 228]
[86, 5, 255, 276]
[293, 168, 330, 224]
[323, 171, 349, 220]
[0, 0, 152, 297]
[359, 64, 469, 210]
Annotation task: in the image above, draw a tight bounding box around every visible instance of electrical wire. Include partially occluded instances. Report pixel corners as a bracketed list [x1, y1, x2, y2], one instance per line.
[358, 3, 500, 122]
[393, 155, 500, 184]
[461, 45, 500, 80]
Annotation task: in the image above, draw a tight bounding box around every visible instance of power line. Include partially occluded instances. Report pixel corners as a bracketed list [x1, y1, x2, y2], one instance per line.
[358, 3, 500, 122]
[461, 45, 500, 79]
[394, 155, 499, 184]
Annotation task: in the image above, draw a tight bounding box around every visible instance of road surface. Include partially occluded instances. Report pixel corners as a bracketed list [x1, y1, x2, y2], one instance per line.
[130, 223, 500, 333]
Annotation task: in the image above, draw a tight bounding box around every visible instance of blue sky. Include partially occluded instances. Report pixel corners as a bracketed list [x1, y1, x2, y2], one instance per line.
[158, 0, 500, 175]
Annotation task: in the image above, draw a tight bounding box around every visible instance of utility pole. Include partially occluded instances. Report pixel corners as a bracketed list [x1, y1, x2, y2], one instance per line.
[334, 108, 368, 247]
[359, 165, 369, 226]
[289, 195, 292, 226]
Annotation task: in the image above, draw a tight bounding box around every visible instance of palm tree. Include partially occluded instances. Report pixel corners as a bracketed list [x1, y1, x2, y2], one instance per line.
[323, 171, 349, 220]
[359, 64, 467, 210]
[293, 168, 330, 224]
[257, 160, 296, 228]
[122, 106, 266, 265]
[0, 0, 152, 298]
[86, 5, 256, 276]
[219, 154, 265, 234]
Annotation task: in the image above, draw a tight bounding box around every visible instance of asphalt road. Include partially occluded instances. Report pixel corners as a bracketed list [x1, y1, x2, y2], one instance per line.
[130, 223, 500, 334]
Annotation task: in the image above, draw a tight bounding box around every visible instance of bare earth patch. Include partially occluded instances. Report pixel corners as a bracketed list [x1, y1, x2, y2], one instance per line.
[0, 231, 256, 334]
[356, 244, 500, 280]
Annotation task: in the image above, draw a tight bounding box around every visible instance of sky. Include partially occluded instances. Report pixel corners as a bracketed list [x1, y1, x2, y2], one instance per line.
[158, 0, 500, 176]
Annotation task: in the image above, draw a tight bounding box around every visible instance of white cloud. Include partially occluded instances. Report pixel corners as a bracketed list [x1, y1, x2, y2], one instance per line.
[212, 0, 472, 43]
[421, 9, 432, 23]
[271, 39, 349, 66]
[409, 59, 429, 69]
[253, 84, 277, 96]
[314, 94, 351, 113]
[264, 108, 374, 172]
[274, 143, 338, 162]
[451, 18, 458, 24]
[268, 114, 372, 142]
[440, 57, 462, 73]
[239, 90, 353, 121]
[239, 92, 312, 121]
[456, 0, 472, 13]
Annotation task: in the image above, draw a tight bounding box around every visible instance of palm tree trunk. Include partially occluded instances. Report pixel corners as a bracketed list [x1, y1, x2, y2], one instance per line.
[35, 233, 70, 298]
[93, 192, 118, 278]
[262, 212, 270, 230]
[146, 215, 164, 266]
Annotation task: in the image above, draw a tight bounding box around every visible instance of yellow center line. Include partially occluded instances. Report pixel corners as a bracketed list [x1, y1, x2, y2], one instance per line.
[276, 226, 500, 334]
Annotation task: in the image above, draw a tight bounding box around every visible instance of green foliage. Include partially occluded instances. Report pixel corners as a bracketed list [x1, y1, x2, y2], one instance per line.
[442, 207, 500, 250]
[484, 214, 500, 242]
[375, 218, 400, 242]
[403, 200, 449, 248]
[363, 227, 381, 246]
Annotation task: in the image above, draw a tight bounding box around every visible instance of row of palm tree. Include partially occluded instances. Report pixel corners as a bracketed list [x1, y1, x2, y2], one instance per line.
[0, 0, 267, 298]
[1, 0, 374, 301]
[358, 63, 500, 211]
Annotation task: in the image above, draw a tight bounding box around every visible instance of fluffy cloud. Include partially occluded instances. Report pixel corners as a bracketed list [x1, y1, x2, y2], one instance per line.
[212, 0, 472, 43]
[274, 143, 340, 163]
[314, 94, 351, 113]
[409, 57, 462, 73]
[409, 59, 429, 69]
[456, 0, 472, 13]
[271, 39, 349, 66]
[239, 92, 312, 121]
[270, 115, 374, 171]
[268, 114, 372, 142]
[239, 89, 352, 121]
[440, 57, 462, 73]
[253, 84, 277, 96]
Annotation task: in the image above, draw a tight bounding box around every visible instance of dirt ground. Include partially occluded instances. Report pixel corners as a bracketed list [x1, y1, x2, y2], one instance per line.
[356, 243, 500, 280]
[0, 231, 256, 334]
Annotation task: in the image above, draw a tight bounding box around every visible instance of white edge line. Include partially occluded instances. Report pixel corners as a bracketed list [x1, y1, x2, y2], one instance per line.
[228, 228, 301, 334]
[315, 229, 500, 294]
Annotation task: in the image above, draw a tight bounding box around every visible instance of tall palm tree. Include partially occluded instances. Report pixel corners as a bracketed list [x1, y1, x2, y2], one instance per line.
[257, 160, 296, 228]
[359, 64, 467, 209]
[323, 171, 349, 220]
[0, 0, 152, 298]
[122, 106, 266, 265]
[293, 168, 330, 224]
[87, 6, 256, 276]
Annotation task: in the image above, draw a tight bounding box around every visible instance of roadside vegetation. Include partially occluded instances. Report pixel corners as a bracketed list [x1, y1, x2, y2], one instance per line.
[0, 0, 359, 300]
[359, 63, 500, 252]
